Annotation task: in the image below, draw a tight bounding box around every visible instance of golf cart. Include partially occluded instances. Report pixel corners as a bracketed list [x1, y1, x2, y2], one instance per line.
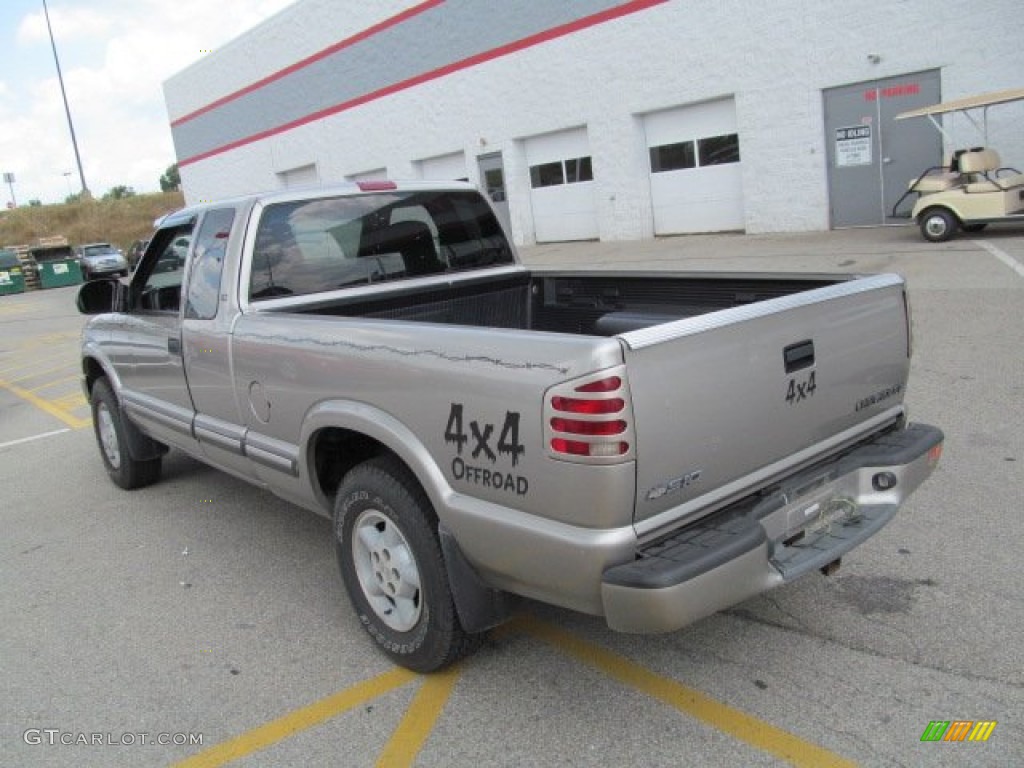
[891, 87, 1024, 242]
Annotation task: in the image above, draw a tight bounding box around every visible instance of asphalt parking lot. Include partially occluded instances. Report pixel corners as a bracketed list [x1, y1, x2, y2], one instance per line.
[2, 226, 1022, 767]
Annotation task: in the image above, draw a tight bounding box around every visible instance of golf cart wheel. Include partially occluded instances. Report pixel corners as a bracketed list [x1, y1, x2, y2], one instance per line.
[919, 208, 959, 242]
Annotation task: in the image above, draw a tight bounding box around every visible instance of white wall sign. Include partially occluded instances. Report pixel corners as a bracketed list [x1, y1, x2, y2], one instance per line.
[836, 125, 872, 167]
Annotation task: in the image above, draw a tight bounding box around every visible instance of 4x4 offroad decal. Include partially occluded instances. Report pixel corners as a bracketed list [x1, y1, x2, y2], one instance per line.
[445, 403, 529, 496]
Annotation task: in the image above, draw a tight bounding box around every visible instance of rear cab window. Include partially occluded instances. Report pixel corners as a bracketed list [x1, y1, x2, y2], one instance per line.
[248, 190, 513, 302]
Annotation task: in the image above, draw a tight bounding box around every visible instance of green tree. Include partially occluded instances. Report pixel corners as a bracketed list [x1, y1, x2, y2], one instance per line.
[159, 163, 180, 192]
[103, 185, 136, 201]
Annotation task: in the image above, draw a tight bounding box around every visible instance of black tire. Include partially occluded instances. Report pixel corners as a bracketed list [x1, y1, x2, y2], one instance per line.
[334, 456, 480, 672]
[90, 378, 162, 490]
[962, 222, 988, 233]
[919, 208, 959, 242]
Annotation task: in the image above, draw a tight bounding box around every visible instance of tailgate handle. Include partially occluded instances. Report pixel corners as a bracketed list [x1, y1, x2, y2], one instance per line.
[784, 340, 815, 373]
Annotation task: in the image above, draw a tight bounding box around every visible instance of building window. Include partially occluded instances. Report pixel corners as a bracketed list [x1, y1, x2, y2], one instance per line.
[650, 141, 696, 172]
[530, 161, 565, 188]
[698, 133, 740, 166]
[565, 156, 593, 183]
[530, 156, 593, 188]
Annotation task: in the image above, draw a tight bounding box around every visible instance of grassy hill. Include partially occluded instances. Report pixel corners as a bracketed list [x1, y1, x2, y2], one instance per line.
[0, 191, 185, 253]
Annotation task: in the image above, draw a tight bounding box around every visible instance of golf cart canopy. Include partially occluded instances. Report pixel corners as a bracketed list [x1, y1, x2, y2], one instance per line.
[896, 86, 1024, 144]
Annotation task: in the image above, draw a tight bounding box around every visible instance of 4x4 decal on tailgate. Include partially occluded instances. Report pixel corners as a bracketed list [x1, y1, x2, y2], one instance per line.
[785, 371, 817, 405]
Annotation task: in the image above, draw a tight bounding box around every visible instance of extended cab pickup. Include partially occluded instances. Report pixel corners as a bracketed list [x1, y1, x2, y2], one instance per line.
[78, 181, 943, 671]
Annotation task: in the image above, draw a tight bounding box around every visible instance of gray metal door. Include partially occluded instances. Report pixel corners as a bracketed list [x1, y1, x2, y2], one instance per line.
[477, 152, 512, 237]
[824, 71, 941, 227]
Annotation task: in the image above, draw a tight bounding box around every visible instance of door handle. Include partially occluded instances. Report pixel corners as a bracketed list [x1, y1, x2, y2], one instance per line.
[784, 340, 815, 373]
[168, 337, 181, 356]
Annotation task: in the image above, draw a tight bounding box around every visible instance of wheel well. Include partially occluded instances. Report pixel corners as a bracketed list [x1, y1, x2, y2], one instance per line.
[312, 427, 396, 504]
[82, 357, 105, 394]
[919, 205, 960, 225]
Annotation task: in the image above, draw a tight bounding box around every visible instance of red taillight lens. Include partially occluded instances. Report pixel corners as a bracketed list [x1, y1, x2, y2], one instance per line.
[551, 396, 624, 414]
[550, 438, 591, 456]
[546, 373, 631, 461]
[550, 418, 626, 436]
[575, 376, 621, 393]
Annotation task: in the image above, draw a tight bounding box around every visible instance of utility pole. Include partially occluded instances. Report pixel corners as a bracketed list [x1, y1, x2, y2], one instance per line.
[42, 0, 90, 200]
[3, 173, 16, 207]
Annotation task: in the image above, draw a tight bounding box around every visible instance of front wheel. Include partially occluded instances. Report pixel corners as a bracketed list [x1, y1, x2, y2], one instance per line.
[90, 378, 162, 489]
[334, 457, 480, 672]
[919, 208, 959, 242]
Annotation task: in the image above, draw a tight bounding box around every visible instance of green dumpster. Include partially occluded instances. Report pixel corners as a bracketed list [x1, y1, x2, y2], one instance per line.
[32, 244, 83, 289]
[0, 249, 26, 295]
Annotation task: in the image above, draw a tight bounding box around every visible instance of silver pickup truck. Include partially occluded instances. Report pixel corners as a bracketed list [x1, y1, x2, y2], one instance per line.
[78, 181, 942, 672]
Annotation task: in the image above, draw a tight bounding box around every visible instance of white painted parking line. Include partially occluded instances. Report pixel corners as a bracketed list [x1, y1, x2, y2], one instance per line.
[0, 428, 72, 450]
[974, 239, 1024, 279]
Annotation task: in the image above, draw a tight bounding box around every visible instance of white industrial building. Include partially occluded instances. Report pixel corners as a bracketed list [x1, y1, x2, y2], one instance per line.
[164, 0, 1023, 246]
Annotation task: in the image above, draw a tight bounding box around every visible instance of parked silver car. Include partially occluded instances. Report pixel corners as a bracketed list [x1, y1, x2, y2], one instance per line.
[76, 242, 128, 280]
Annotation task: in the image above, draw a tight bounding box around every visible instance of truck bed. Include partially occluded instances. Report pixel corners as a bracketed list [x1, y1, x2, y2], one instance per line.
[278, 269, 843, 336]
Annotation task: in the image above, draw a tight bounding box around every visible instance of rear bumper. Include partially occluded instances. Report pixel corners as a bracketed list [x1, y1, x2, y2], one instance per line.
[601, 423, 943, 633]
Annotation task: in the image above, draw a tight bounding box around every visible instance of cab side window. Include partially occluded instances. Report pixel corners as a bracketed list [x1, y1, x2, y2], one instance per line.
[186, 208, 235, 320]
[134, 222, 195, 312]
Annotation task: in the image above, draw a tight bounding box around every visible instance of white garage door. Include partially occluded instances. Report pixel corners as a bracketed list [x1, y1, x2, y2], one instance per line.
[276, 163, 319, 188]
[644, 99, 744, 234]
[418, 152, 468, 181]
[347, 168, 387, 182]
[525, 127, 598, 242]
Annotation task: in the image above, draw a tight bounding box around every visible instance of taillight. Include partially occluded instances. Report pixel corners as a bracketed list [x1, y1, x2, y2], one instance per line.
[551, 396, 624, 414]
[545, 369, 634, 463]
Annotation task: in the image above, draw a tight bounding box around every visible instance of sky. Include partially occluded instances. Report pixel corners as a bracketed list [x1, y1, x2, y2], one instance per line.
[0, 0, 296, 207]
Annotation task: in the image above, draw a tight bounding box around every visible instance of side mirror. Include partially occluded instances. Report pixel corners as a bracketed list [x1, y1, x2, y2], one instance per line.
[77, 278, 124, 315]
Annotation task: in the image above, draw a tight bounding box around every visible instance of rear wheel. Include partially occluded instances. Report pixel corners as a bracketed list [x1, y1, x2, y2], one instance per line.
[90, 378, 162, 489]
[919, 208, 959, 242]
[334, 456, 480, 672]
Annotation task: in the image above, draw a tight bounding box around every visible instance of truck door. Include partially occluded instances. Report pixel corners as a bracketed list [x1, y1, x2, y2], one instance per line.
[116, 219, 199, 449]
[180, 207, 258, 480]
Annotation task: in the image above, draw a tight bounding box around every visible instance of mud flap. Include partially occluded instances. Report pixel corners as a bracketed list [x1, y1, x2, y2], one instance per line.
[439, 524, 516, 633]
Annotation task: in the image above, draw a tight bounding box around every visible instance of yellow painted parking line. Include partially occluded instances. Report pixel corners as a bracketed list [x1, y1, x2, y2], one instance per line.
[0, 303, 42, 315]
[171, 667, 417, 768]
[376, 666, 461, 768]
[8, 359, 80, 385]
[28, 373, 82, 393]
[519, 616, 857, 768]
[14, 331, 79, 346]
[49, 391, 87, 410]
[0, 350, 78, 377]
[0, 377, 91, 430]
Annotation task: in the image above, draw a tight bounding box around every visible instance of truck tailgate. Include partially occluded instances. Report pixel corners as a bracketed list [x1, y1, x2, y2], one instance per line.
[620, 274, 911, 531]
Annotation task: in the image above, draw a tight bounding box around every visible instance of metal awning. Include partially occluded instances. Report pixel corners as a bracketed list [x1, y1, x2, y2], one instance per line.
[895, 87, 1024, 120]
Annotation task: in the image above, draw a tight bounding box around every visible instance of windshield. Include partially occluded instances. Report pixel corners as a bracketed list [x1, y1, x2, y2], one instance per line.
[82, 244, 117, 257]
